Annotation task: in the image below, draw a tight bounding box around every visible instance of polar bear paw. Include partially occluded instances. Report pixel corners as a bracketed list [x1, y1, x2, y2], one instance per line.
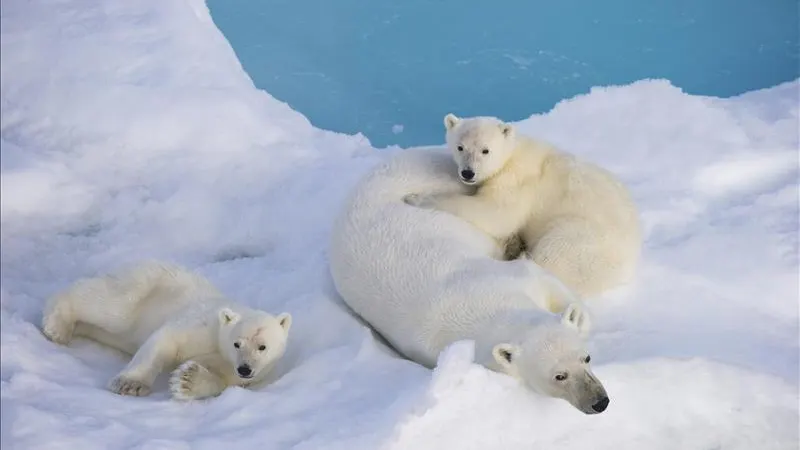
[109, 375, 151, 397]
[41, 312, 74, 346]
[169, 360, 224, 401]
[403, 193, 435, 209]
[502, 234, 527, 261]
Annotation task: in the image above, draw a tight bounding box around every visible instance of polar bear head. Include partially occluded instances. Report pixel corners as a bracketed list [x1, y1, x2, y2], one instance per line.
[491, 304, 610, 414]
[444, 113, 517, 186]
[217, 308, 292, 381]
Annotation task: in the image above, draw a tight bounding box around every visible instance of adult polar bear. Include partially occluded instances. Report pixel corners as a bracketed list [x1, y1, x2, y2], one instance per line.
[329, 145, 612, 415]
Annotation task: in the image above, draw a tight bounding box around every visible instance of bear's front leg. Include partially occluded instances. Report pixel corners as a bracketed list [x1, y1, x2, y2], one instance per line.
[402, 193, 437, 209]
[409, 193, 523, 241]
[169, 361, 228, 401]
[109, 330, 179, 397]
[404, 192, 474, 211]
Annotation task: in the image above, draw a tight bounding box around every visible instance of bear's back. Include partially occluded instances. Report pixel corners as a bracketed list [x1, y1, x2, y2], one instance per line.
[329, 148, 574, 367]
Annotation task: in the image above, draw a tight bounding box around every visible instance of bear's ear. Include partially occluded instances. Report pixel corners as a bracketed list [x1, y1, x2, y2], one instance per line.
[218, 307, 241, 326]
[444, 113, 460, 131]
[492, 343, 518, 370]
[561, 303, 591, 337]
[500, 122, 514, 139]
[276, 312, 292, 333]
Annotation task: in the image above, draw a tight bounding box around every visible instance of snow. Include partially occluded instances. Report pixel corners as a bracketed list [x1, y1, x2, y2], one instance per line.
[0, 0, 797, 449]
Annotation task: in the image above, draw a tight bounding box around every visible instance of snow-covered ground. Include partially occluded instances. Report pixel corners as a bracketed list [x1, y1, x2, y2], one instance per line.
[1, 0, 797, 449]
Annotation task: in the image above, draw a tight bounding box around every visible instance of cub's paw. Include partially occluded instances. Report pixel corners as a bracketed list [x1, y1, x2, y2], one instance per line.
[402, 193, 421, 205]
[41, 313, 74, 346]
[109, 375, 151, 397]
[403, 193, 435, 209]
[502, 234, 527, 261]
[169, 360, 218, 401]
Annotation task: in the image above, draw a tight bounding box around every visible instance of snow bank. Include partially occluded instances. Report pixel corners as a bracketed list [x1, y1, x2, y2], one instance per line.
[1, 0, 797, 449]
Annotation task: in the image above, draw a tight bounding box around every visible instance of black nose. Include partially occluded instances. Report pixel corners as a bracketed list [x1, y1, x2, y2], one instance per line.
[592, 396, 610, 413]
[237, 365, 252, 377]
[460, 169, 475, 180]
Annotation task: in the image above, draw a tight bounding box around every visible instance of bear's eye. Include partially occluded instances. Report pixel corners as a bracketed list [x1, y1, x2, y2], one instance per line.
[258, 345, 267, 351]
[554, 372, 568, 381]
[233, 342, 240, 349]
[482, 148, 489, 155]
[583, 355, 591, 364]
[457, 145, 464, 152]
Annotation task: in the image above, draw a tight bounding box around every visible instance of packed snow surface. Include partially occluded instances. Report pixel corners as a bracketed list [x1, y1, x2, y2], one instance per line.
[1, 0, 798, 449]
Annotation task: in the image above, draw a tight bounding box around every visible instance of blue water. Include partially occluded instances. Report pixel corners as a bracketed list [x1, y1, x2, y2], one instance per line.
[208, 0, 799, 148]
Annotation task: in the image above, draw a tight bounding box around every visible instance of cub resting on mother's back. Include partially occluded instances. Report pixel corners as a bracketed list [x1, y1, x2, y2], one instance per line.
[406, 114, 642, 298]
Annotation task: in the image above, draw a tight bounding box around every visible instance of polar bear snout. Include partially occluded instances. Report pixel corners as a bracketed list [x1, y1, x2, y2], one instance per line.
[591, 396, 610, 413]
[571, 370, 610, 415]
[459, 168, 476, 184]
[236, 364, 253, 378]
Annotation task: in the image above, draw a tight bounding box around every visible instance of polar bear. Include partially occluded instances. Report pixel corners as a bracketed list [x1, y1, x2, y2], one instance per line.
[405, 114, 642, 298]
[329, 148, 610, 414]
[41, 261, 292, 401]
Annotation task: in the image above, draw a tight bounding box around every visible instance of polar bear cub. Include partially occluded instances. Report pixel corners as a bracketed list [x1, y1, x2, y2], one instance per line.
[41, 261, 292, 401]
[406, 114, 642, 297]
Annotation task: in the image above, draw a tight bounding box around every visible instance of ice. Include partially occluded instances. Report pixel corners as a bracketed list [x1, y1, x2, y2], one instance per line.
[206, 0, 799, 147]
[1, 0, 798, 449]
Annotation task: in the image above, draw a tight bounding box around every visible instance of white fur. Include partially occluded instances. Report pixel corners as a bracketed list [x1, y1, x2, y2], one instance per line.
[329, 148, 610, 414]
[408, 114, 642, 298]
[41, 261, 292, 400]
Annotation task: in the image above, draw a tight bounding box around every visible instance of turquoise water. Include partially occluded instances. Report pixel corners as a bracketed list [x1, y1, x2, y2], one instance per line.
[208, 0, 799, 148]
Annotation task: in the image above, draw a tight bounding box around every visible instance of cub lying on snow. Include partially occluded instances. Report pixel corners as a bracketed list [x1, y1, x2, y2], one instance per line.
[41, 260, 292, 401]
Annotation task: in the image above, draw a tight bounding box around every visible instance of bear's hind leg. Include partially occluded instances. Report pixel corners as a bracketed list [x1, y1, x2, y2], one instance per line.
[527, 218, 622, 298]
[42, 263, 168, 347]
[41, 292, 77, 345]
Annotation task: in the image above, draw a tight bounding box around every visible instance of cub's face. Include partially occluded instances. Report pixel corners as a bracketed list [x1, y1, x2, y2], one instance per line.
[217, 308, 292, 381]
[444, 113, 517, 186]
[492, 305, 610, 415]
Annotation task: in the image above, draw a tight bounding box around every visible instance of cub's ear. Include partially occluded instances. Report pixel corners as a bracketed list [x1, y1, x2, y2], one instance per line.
[276, 312, 292, 333]
[492, 343, 518, 370]
[500, 122, 514, 138]
[444, 113, 461, 131]
[561, 303, 591, 337]
[218, 307, 241, 326]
